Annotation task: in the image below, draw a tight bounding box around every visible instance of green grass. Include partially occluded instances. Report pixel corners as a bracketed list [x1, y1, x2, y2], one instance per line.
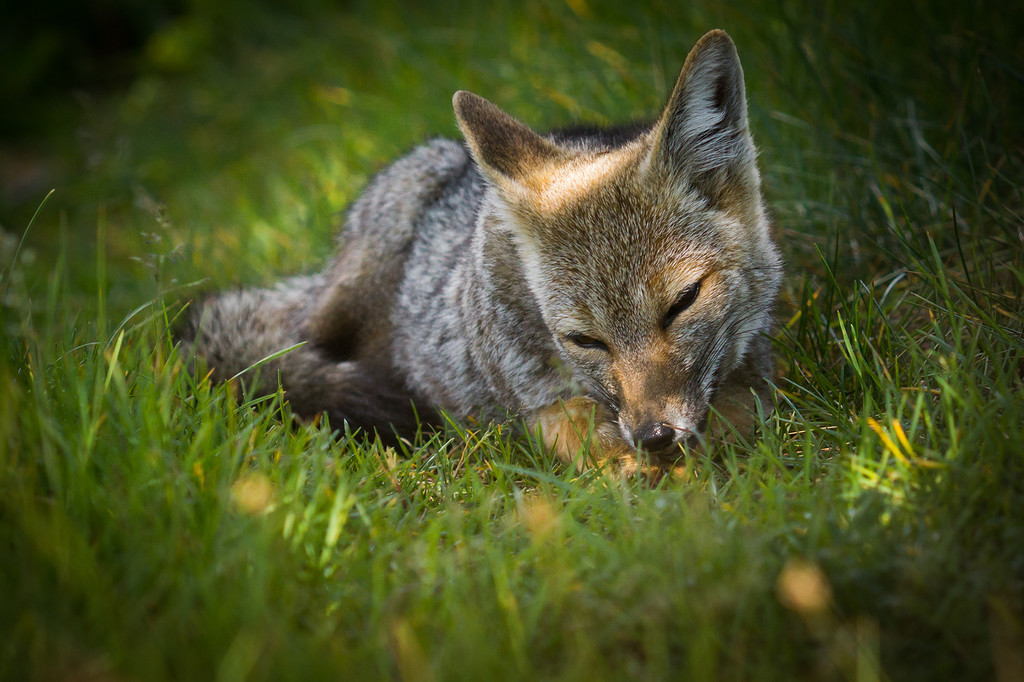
[2, 1, 1022, 680]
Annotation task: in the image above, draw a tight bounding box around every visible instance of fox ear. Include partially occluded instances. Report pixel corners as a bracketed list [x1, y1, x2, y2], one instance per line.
[453, 90, 565, 188]
[647, 30, 757, 198]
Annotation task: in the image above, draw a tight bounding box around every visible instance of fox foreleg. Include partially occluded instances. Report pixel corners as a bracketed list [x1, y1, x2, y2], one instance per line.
[530, 396, 633, 471]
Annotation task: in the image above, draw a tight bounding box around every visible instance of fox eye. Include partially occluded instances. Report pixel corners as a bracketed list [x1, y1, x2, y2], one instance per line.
[662, 282, 701, 329]
[566, 333, 609, 352]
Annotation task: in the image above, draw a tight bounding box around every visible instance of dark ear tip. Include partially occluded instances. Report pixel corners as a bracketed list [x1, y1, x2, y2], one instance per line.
[452, 90, 487, 119]
[690, 29, 740, 65]
[696, 29, 735, 48]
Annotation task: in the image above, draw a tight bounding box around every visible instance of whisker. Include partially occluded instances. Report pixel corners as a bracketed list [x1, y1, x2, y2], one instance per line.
[693, 307, 767, 387]
[582, 377, 621, 414]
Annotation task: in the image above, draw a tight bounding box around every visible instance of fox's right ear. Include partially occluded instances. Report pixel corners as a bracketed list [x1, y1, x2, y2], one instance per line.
[453, 91, 565, 190]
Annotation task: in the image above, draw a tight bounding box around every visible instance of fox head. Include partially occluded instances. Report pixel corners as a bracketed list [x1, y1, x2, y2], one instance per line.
[453, 30, 782, 455]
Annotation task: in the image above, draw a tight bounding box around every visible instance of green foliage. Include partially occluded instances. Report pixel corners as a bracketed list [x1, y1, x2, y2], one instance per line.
[2, 1, 1022, 680]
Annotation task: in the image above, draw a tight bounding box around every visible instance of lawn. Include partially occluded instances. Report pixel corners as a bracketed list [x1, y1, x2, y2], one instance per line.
[1, 1, 1022, 680]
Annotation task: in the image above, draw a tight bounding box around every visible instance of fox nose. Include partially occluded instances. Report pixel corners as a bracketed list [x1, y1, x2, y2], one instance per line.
[634, 423, 675, 453]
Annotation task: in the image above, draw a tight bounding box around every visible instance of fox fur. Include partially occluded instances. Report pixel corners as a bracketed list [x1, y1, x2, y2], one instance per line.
[180, 30, 783, 472]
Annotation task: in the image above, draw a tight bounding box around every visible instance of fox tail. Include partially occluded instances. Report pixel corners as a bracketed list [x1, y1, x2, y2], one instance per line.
[177, 275, 426, 442]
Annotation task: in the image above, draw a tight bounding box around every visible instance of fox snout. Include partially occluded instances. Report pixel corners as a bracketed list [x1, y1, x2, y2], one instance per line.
[605, 350, 710, 456]
[618, 403, 709, 456]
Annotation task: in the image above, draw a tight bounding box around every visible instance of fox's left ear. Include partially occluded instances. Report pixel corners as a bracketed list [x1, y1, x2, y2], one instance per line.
[453, 90, 566, 192]
[647, 30, 759, 201]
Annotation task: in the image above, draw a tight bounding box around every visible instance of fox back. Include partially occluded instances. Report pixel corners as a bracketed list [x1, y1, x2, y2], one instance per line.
[181, 30, 782, 466]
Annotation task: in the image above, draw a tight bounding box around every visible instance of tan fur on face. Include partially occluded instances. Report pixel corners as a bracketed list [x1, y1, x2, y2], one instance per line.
[530, 143, 648, 213]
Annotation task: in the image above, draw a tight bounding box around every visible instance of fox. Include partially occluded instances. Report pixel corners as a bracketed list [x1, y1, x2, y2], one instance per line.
[180, 29, 783, 474]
